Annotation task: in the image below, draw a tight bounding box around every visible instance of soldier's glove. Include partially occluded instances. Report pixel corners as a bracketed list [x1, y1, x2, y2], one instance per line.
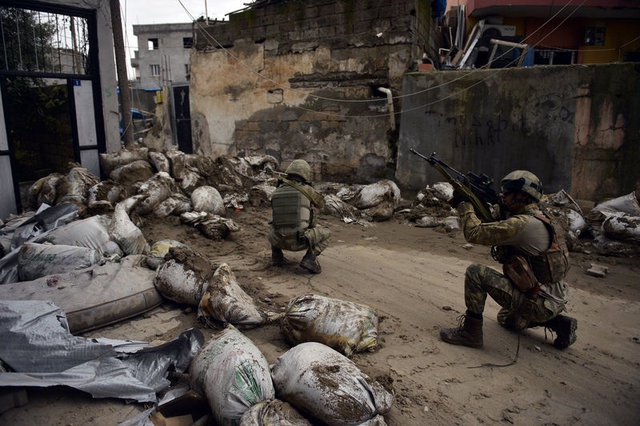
[448, 189, 466, 208]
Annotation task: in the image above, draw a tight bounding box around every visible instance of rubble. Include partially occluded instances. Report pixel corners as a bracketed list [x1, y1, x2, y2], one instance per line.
[0, 146, 637, 424]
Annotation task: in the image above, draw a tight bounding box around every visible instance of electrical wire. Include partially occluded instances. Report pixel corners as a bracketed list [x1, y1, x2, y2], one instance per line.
[174, 0, 632, 118]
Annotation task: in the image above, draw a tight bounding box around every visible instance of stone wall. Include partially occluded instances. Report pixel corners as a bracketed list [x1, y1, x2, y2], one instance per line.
[396, 63, 640, 202]
[190, 0, 432, 182]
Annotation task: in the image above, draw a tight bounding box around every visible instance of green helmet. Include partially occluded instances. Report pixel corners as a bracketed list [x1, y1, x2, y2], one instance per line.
[285, 159, 312, 182]
[500, 170, 543, 201]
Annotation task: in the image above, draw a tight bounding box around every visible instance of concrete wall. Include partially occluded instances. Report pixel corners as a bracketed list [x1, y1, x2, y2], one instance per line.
[190, 0, 433, 182]
[396, 63, 640, 202]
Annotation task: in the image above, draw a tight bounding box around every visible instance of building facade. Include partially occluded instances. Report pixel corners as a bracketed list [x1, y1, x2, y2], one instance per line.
[131, 23, 193, 89]
[447, 0, 640, 68]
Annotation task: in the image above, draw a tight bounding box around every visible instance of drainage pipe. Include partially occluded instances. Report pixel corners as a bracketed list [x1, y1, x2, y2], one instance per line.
[378, 87, 395, 131]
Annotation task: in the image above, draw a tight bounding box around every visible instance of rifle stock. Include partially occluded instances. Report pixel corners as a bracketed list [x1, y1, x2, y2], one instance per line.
[410, 148, 498, 222]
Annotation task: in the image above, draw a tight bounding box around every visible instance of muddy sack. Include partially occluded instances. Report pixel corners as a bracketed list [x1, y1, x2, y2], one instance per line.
[134, 172, 175, 216]
[239, 399, 312, 426]
[281, 294, 378, 356]
[602, 213, 640, 243]
[145, 240, 187, 270]
[198, 263, 272, 328]
[271, 342, 394, 426]
[189, 325, 275, 425]
[18, 242, 102, 281]
[154, 259, 209, 306]
[109, 197, 149, 255]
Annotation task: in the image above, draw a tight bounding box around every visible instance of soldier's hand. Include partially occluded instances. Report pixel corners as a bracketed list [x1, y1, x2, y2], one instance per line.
[448, 189, 466, 208]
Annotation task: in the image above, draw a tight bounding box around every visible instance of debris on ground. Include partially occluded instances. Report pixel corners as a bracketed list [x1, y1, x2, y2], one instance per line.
[0, 146, 638, 424]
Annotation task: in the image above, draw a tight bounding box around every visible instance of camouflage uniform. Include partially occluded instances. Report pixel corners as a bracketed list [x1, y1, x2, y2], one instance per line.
[268, 162, 330, 273]
[459, 202, 569, 327]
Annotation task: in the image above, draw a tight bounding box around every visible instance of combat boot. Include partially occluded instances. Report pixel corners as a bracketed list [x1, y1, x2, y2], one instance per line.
[440, 311, 483, 348]
[300, 250, 321, 274]
[271, 247, 284, 267]
[542, 314, 577, 349]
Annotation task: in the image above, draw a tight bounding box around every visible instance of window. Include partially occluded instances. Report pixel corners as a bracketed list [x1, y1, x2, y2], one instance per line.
[148, 38, 159, 50]
[150, 64, 160, 76]
[183, 37, 193, 48]
[185, 64, 190, 75]
[534, 49, 575, 65]
[584, 27, 606, 46]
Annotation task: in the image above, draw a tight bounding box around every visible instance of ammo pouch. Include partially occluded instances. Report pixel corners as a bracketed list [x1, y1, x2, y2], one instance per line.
[503, 255, 539, 293]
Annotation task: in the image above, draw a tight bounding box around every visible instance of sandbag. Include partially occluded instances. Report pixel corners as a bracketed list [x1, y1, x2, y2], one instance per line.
[239, 399, 312, 426]
[353, 180, 401, 210]
[148, 151, 170, 173]
[109, 197, 149, 255]
[154, 248, 215, 305]
[271, 342, 394, 426]
[57, 166, 100, 211]
[198, 263, 273, 328]
[191, 185, 225, 215]
[281, 294, 378, 356]
[180, 212, 239, 241]
[134, 172, 175, 216]
[18, 242, 102, 281]
[37, 215, 123, 257]
[109, 160, 154, 194]
[87, 180, 125, 213]
[153, 193, 193, 218]
[145, 240, 187, 270]
[189, 325, 275, 425]
[590, 191, 640, 220]
[11, 203, 78, 250]
[602, 213, 640, 243]
[99, 147, 149, 176]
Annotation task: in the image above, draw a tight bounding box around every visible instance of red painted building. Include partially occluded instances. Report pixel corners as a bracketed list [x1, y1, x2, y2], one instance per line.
[448, 0, 640, 65]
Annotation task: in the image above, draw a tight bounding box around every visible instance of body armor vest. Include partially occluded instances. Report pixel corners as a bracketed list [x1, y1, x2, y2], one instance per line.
[527, 212, 570, 284]
[271, 183, 311, 234]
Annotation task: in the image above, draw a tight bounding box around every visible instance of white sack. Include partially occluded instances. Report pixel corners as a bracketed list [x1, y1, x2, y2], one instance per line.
[271, 342, 394, 426]
[38, 215, 123, 257]
[281, 294, 378, 356]
[191, 186, 225, 215]
[353, 180, 401, 210]
[18, 242, 102, 281]
[190, 325, 275, 425]
[591, 191, 640, 219]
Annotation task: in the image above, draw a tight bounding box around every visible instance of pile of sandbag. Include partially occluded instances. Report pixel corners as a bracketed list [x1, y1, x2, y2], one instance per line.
[153, 249, 277, 328]
[189, 325, 394, 425]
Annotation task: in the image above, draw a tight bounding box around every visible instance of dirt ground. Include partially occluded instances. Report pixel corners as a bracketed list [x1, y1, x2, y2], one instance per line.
[1, 204, 639, 425]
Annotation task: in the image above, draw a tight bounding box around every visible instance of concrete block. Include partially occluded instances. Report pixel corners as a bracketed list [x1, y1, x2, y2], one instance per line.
[586, 263, 609, 278]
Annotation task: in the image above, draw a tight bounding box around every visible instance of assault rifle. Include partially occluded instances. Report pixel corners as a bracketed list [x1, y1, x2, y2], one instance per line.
[410, 148, 499, 222]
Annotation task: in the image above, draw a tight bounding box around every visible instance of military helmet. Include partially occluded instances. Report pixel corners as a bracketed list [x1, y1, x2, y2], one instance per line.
[500, 170, 543, 201]
[285, 159, 312, 182]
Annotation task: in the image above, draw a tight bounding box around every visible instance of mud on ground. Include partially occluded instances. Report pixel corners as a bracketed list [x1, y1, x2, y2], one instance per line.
[2, 205, 639, 425]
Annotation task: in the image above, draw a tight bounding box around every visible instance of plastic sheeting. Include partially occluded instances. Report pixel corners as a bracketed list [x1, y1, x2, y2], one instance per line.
[0, 300, 203, 403]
